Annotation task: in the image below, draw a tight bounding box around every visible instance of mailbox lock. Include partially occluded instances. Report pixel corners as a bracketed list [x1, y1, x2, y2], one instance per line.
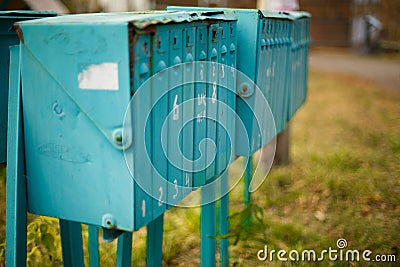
[238, 82, 253, 97]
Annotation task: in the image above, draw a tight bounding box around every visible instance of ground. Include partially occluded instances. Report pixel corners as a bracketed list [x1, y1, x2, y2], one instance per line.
[309, 48, 400, 91]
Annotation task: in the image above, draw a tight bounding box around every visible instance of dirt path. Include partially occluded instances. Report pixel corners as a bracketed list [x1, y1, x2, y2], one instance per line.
[309, 49, 400, 91]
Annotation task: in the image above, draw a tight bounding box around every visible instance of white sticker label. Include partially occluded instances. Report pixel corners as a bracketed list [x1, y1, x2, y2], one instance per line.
[78, 62, 119, 90]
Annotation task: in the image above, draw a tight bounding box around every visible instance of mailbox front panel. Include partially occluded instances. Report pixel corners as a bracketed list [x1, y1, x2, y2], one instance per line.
[19, 22, 134, 230]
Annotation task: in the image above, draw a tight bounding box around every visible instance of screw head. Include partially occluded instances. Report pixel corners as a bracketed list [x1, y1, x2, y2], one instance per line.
[238, 82, 253, 97]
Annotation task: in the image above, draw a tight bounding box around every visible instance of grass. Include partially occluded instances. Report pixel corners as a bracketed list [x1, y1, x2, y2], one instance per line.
[0, 68, 399, 266]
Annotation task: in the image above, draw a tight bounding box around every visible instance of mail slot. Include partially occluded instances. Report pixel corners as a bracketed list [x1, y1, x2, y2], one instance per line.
[287, 12, 311, 120]
[168, 7, 301, 156]
[16, 11, 237, 232]
[0, 11, 56, 163]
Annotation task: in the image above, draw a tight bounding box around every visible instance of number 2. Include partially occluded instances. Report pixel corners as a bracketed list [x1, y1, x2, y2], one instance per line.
[141, 200, 146, 217]
[173, 95, 179, 120]
[185, 174, 190, 187]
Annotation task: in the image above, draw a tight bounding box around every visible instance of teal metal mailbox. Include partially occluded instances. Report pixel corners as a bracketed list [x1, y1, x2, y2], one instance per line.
[287, 11, 311, 119]
[0, 11, 56, 163]
[15, 11, 237, 233]
[168, 7, 296, 156]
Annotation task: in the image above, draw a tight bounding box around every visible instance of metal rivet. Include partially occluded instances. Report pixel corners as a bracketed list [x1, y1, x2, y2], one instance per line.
[102, 214, 116, 229]
[238, 82, 253, 97]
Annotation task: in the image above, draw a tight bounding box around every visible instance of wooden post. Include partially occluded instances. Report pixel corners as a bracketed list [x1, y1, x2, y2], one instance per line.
[274, 123, 290, 166]
[260, 123, 290, 169]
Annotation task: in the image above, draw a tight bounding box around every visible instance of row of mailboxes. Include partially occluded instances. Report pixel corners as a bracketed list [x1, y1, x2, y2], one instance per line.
[4, 8, 310, 234]
[1, 9, 310, 164]
[0, 11, 56, 163]
[15, 11, 237, 232]
[169, 7, 311, 155]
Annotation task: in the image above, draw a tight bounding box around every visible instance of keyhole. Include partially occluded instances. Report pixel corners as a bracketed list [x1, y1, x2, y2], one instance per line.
[142, 42, 148, 53]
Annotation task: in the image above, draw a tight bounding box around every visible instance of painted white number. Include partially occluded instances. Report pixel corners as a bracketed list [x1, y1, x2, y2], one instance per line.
[212, 63, 216, 77]
[221, 65, 225, 78]
[173, 179, 179, 199]
[200, 68, 204, 80]
[212, 82, 217, 103]
[173, 95, 179, 120]
[186, 174, 190, 187]
[272, 62, 276, 77]
[266, 68, 271, 77]
[141, 200, 146, 217]
[197, 110, 206, 123]
[198, 93, 206, 106]
[158, 187, 163, 206]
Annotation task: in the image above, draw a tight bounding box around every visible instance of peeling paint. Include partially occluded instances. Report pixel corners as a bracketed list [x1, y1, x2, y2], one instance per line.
[78, 62, 119, 90]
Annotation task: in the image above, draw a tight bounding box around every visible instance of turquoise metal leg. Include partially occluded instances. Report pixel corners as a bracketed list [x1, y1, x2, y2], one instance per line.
[5, 45, 27, 267]
[146, 214, 164, 267]
[201, 183, 216, 267]
[59, 220, 84, 267]
[243, 157, 252, 228]
[88, 226, 100, 267]
[116, 231, 132, 267]
[244, 157, 252, 205]
[219, 171, 229, 267]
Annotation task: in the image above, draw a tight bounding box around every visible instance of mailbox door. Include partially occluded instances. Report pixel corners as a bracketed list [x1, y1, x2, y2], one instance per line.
[193, 25, 208, 187]
[216, 21, 228, 176]
[133, 33, 153, 230]
[206, 23, 219, 182]
[167, 25, 184, 207]
[226, 21, 237, 165]
[151, 26, 169, 219]
[182, 25, 196, 196]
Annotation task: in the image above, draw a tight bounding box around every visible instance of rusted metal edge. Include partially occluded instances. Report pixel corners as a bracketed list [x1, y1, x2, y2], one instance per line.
[128, 11, 237, 30]
[14, 24, 24, 43]
[258, 10, 312, 21]
[286, 11, 312, 20]
[259, 10, 296, 20]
